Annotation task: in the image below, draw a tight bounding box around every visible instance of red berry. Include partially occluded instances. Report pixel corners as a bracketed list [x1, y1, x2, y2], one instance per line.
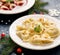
[17, 48, 22, 53]
[1, 32, 5, 38]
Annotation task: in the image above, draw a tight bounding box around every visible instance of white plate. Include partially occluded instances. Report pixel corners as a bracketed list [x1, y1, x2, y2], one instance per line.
[9, 14, 60, 50]
[0, 0, 35, 14]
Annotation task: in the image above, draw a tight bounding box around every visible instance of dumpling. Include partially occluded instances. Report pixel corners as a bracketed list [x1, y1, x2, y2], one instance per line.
[46, 27, 59, 38]
[16, 30, 30, 42]
[29, 34, 53, 45]
[16, 25, 26, 31]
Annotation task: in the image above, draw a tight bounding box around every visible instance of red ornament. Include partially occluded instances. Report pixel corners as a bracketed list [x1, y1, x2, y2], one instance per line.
[1, 32, 5, 38]
[17, 48, 22, 53]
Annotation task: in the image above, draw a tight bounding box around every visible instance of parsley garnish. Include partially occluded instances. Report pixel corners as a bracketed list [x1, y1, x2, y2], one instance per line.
[34, 25, 41, 33]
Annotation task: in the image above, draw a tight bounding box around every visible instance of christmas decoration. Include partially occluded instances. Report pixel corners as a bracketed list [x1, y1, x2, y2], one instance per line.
[0, 35, 17, 55]
[48, 9, 60, 16]
[16, 48, 22, 53]
[28, 0, 48, 14]
[1, 32, 6, 38]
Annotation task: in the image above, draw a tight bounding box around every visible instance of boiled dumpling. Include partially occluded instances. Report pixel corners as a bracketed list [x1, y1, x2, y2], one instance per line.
[47, 27, 59, 38]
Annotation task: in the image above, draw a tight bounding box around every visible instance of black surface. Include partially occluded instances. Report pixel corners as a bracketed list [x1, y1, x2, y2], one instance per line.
[9, 45, 60, 55]
[0, 10, 28, 24]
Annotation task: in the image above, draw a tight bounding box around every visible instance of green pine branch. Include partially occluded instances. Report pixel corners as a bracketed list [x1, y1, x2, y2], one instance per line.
[0, 36, 17, 55]
[28, 0, 48, 14]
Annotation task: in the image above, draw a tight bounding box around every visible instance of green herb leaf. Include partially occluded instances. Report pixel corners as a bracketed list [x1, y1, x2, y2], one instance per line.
[6, 0, 13, 3]
[34, 25, 41, 33]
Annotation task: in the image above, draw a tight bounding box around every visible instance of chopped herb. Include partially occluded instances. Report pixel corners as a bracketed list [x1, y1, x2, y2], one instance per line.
[34, 25, 41, 33]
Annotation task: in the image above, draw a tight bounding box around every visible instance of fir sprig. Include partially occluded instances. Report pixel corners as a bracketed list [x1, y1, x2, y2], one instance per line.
[0, 36, 17, 55]
[28, 0, 48, 14]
